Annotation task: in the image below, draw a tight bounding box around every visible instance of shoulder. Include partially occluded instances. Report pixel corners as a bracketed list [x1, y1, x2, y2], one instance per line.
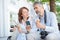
[46, 11, 56, 18]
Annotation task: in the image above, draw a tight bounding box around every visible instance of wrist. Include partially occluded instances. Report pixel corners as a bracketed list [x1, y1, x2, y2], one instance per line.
[43, 25, 46, 30]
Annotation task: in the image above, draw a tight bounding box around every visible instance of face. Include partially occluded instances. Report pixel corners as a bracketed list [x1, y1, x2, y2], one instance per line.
[34, 4, 44, 16]
[21, 9, 29, 19]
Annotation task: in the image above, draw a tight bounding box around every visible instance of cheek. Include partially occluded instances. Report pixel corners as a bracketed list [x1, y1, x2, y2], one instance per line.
[35, 9, 39, 12]
[22, 13, 25, 17]
[24, 13, 29, 17]
[40, 9, 44, 13]
[26, 13, 29, 17]
[24, 14, 26, 17]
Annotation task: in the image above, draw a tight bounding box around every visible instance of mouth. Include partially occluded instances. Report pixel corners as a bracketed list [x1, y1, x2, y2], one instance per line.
[36, 11, 39, 14]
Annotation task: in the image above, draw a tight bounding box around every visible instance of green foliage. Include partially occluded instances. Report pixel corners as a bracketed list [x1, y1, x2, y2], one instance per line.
[41, 0, 49, 2]
[28, 0, 60, 2]
[56, 0, 60, 2]
[28, 0, 35, 2]
[56, 5, 60, 12]
[56, 5, 60, 23]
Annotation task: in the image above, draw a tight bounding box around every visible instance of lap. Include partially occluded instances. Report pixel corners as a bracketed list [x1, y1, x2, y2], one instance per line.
[45, 32, 60, 40]
[27, 32, 60, 40]
[27, 31, 40, 40]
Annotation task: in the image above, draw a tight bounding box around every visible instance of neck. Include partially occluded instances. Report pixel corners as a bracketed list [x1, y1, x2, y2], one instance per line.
[23, 17, 27, 22]
[41, 13, 44, 17]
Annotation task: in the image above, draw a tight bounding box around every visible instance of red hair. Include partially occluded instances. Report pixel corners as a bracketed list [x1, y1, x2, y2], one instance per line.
[18, 7, 29, 23]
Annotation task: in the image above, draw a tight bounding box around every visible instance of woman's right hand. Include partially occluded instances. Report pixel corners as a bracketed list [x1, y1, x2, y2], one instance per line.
[16, 24, 22, 33]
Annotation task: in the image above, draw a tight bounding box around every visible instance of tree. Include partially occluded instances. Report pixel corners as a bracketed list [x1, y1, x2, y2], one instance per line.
[28, 0, 60, 13]
[49, 0, 56, 13]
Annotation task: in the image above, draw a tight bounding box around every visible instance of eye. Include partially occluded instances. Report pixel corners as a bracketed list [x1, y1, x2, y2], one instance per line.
[34, 7, 37, 9]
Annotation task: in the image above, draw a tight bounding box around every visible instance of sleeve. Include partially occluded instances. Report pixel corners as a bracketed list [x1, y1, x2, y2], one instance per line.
[29, 17, 38, 33]
[30, 25, 38, 33]
[45, 12, 59, 33]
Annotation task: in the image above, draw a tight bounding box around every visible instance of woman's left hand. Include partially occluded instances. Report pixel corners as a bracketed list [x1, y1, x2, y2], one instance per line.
[26, 26, 31, 32]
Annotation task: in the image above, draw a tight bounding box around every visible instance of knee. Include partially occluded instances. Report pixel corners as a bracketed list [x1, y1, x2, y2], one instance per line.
[27, 33, 35, 40]
[46, 33, 59, 40]
[27, 32, 40, 40]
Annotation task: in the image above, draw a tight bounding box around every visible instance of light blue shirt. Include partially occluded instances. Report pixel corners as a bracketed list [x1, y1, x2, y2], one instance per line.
[34, 11, 59, 33]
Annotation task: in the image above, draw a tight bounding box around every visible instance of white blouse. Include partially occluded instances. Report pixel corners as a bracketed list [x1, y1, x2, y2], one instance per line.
[17, 17, 37, 40]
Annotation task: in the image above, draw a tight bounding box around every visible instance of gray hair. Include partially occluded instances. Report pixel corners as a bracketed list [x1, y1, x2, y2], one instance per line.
[33, 2, 43, 7]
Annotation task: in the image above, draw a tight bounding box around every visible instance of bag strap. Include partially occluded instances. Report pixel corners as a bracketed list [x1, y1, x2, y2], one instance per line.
[44, 10, 47, 24]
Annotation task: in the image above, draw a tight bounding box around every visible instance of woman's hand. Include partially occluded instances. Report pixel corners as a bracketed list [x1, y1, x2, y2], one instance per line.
[16, 24, 22, 33]
[26, 25, 31, 32]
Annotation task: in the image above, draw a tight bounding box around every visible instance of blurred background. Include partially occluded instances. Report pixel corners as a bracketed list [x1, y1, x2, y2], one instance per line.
[0, 0, 60, 40]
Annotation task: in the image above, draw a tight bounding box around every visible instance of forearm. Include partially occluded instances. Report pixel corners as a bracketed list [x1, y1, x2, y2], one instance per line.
[45, 26, 59, 33]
